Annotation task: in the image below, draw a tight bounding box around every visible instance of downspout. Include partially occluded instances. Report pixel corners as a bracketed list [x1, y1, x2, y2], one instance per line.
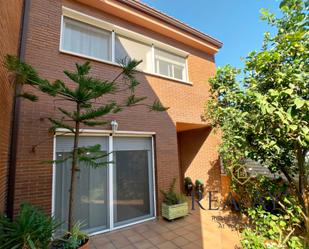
[6, 0, 30, 219]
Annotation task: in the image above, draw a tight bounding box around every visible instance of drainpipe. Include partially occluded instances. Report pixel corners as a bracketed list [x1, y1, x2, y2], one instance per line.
[6, 0, 30, 219]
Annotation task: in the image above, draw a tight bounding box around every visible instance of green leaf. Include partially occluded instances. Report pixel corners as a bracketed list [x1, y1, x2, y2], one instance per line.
[302, 126, 309, 135]
[27, 239, 36, 249]
[82, 120, 108, 127]
[17, 92, 38, 102]
[58, 107, 75, 120]
[79, 103, 117, 121]
[48, 118, 74, 133]
[290, 125, 297, 131]
[150, 100, 169, 112]
[126, 95, 147, 107]
[283, 88, 293, 95]
[279, 220, 286, 227]
[294, 98, 305, 109]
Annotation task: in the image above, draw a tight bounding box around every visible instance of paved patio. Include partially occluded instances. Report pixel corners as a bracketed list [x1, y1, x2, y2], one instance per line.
[90, 203, 242, 249]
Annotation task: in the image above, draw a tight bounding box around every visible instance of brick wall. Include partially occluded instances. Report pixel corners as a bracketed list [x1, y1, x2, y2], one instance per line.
[13, 0, 220, 215]
[0, 0, 23, 213]
[178, 128, 221, 193]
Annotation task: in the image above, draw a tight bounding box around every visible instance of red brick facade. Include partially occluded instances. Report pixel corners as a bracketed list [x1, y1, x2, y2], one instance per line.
[10, 0, 224, 215]
[178, 128, 221, 193]
[0, 0, 24, 213]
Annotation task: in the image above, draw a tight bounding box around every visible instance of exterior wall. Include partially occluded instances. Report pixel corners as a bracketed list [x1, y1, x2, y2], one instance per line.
[178, 128, 221, 194]
[13, 0, 219, 215]
[0, 0, 23, 213]
[221, 175, 231, 200]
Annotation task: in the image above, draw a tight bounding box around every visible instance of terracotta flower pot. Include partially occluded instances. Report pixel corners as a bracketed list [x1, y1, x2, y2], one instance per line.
[79, 238, 89, 249]
[51, 237, 90, 249]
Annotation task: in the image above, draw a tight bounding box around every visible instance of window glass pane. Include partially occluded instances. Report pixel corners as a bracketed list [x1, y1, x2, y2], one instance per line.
[154, 48, 186, 80]
[113, 137, 153, 227]
[55, 136, 109, 234]
[174, 64, 184, 80]
[156, 59, 171, 77]
[62, 17, 111, 61]
[115, 35, 152, 71]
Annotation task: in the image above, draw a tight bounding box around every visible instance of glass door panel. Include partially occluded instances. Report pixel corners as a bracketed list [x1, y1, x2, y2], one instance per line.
[113, 137, 154, 227]
[55, 136, 109, 234]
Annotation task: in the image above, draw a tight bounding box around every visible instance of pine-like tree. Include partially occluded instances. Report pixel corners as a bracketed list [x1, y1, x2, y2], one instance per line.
[5, 55, 168, 231]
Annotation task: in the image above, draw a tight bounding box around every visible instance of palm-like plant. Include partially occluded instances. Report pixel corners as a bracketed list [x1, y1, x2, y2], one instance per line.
[5, 55, 168, 232]
[0, 203, 59, 249]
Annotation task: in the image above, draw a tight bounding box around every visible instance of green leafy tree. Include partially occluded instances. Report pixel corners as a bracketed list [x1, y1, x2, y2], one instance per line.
[205, 0, 308, 237]
[5, 56, 168, 232]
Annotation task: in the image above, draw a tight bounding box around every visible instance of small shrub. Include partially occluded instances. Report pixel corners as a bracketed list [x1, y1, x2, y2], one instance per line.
[0, 203, 59, 249]
[232, 175, 289, 213]
[195, 179, 204, 186]
[161, 178, 186, 205]
[241, 228, 267, 249]
[195, 179, 204, 198]
[51, 222, 88, 249]
[240, 197, 306, 249]
[184, 177, 193, 196]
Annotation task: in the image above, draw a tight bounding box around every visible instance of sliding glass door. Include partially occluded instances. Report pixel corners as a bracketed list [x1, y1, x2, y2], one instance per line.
[54, 135, 154, 234]
[55, 136, 109, 234]
[113, 137, 154, 227]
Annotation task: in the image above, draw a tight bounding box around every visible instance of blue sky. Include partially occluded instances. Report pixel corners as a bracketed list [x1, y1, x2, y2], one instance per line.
[142, 0, 281, 69]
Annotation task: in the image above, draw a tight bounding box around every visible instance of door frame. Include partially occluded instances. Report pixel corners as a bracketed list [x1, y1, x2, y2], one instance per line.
[52, 129, 157, 236]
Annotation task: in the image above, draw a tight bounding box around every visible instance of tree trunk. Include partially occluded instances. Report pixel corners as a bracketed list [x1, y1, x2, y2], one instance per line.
[281, 161, 309, 243]
[296, 146, 309, 241]
[297, 147, 305, 207]
[303, 185, 309, 241]
[281, 166, 305, 212]
[68, 103, 80, 232]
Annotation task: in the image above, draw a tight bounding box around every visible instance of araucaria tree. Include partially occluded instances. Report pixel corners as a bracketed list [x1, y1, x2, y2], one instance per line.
[206, 0, 308, 235]
[5, 56, 167, 232]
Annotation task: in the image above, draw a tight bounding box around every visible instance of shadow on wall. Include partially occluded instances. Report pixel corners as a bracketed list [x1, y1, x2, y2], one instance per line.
[206, 159, 221, 192]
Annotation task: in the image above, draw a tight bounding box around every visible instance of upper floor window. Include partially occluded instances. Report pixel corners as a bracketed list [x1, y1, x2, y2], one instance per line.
[155, 49, 186, 81]
[115, 35, 152, 72]
[60, 13, 189, 83]
[61, 17, 112, 61]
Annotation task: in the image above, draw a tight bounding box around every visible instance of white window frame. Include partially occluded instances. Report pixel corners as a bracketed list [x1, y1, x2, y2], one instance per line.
[52, 129, 157, 236]
[155, 53, 187, 81]
[60, 7, 191, 84]
[60, 16, 113, 64]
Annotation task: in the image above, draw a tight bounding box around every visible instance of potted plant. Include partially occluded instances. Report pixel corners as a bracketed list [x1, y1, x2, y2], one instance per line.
[5, 56, 167, 248]
[50, 223, 89, 249]
[184, 177, 193, 196]
[161, 178, 188, 220]
[195, 179, 204, 199]
[0, 203, 59, 249]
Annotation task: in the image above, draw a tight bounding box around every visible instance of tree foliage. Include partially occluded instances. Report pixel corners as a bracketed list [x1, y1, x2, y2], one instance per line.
[205, 0, 309, 237]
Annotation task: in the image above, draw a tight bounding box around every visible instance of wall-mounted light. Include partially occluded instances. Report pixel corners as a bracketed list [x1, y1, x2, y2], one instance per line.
[111, 120, 118, 134]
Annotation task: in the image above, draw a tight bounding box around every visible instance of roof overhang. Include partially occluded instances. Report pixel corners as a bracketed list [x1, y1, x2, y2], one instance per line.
[76, 0, 223, 55]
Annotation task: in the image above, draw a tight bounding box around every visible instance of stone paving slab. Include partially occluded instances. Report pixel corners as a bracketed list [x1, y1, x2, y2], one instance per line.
[90, 208, 242, 249]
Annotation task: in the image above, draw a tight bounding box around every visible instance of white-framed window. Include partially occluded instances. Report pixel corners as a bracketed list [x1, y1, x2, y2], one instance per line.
[155, 48, 187, 81]
[60, 10, 189, 83]
[115, 35, 152, 72]
[61, 17, 112, 62]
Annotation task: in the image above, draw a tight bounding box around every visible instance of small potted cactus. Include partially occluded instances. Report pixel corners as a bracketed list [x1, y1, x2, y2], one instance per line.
[161, 178, 188, 220]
